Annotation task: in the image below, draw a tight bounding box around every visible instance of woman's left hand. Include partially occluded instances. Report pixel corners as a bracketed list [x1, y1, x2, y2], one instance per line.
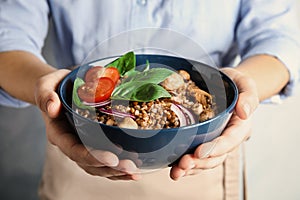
[170, 68, 259, 180]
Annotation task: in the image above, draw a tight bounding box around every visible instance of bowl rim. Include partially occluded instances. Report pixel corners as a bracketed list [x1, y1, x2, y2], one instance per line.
[58, 54, 238, 132]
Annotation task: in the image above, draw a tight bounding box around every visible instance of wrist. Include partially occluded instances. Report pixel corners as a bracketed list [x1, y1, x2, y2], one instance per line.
[0, 51, 57, 104]
[234, 55, 289, 101]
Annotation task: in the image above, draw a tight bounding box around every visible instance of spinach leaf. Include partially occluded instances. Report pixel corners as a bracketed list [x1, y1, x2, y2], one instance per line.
[111, 82, 171, 102]
[122, 68, 174, 84]
[111, 68, 174, 102]
[131, 83, 171, 102]
[143, 60, 150, 72]
[72, 78, 93, 110]
[105, 51, 136, 76]
[123, 68, 139, 78]
[122, 59, 150, 78]
[112, 81, 144, 99]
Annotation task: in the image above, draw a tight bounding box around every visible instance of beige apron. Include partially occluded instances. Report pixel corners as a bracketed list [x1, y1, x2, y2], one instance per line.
[38, 143, 244, 200]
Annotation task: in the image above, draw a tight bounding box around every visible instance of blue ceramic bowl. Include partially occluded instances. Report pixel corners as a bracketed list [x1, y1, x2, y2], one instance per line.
[58, 54, 238, 170]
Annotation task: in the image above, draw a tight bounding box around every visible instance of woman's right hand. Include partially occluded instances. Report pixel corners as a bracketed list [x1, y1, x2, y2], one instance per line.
[34, 69, 140, 181]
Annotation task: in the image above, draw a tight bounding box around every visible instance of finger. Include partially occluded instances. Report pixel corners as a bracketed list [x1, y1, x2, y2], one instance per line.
[44, 116, 119, 167]
[118, 150, 143, 168]
[118, 150, 139, 162]
[107, 175, 134, 181]
[184, 168, 203, 176]
[194, 116, 252, 158]
[79, 160, 141, 180]
[107, 174, 142, 181]
[170, 154, 227, 180]
[192, 154, 227, 170]
[114, 159, 139, 174]
[176, 154, 196, 170]
[78, 164, 127, 177]
[64, 134, 119, 167]
[170, 165, 186, 181]
[35, 69, 70, 118]
[221, 68, 259, 119]
[235, 81, 259, 120]
[45, 93, 61, 118]
[176, 153, 227, 171]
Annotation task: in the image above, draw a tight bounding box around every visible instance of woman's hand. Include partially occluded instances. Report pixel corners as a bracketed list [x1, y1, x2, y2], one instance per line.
[170, 67, 259, 180]
[34, 69, 140, 181]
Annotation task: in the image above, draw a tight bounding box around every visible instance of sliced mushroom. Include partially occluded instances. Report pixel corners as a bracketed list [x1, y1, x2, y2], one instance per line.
[118, 117, 138, 129]
[192, 103, 204, 115]
[161, 72, 185, 91]
[189, 87, 213, 108]
[178, 70, 190, 81]
[199, 109, 215, 122]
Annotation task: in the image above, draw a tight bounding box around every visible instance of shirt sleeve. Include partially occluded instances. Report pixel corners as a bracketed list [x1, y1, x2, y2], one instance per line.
[236, 0, 300, 98]
[0, 0, 49, 108]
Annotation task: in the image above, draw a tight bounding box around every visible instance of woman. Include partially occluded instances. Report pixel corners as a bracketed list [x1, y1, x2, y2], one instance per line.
[0, 1, 299, 199]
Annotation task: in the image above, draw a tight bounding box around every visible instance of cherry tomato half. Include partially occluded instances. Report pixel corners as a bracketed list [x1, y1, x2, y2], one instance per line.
[85, 66, 120, 85]
[77, 77, 114, 103]
[102, 67, 120, 84]
[84, 66, 105, 82]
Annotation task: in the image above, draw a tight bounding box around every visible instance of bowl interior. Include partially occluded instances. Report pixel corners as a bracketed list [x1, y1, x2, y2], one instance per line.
[61, 54, 237, 118]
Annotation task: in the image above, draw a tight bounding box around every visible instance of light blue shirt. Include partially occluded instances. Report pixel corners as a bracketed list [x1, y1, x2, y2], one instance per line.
[1, 0, 300, 107]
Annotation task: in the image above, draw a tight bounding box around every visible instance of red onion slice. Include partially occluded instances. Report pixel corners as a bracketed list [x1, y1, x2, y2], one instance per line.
[171, 103, 197, 127]
[98, 107, 136, 119]
[83, 99, 111, 107]
[170, 103, 187, 127]
[176, 104, 197, 125]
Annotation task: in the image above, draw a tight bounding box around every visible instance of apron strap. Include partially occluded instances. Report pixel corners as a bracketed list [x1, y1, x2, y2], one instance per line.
[223, 144, 247, 200]
[242, 144, 248, 200]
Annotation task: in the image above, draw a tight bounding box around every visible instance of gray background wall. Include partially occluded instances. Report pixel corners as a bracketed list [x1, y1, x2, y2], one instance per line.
[0, 106, 46, 200]
[1, 3, 300, 200]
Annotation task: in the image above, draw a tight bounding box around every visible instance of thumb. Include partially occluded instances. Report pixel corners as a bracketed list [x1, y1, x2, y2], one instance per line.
[45, 92, 61, 118]
[35, 69, 70, 118]
[221, 68, 259, 120]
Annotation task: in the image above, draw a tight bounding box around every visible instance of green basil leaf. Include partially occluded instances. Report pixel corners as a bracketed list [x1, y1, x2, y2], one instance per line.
[106, 52, 173, 102]
[141, 60, 150, 72]
[122, 68, 174, 84]
[112, 67, 174, 102]
[72, 78, 93, 110]
[123, 68, 139, 78]
[131, 83, 171, 102]
[111, 82, 171, 102]
[122, 60, 150, 78]
[105, 51, 136, 76]
[111, 81, 142, 99]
